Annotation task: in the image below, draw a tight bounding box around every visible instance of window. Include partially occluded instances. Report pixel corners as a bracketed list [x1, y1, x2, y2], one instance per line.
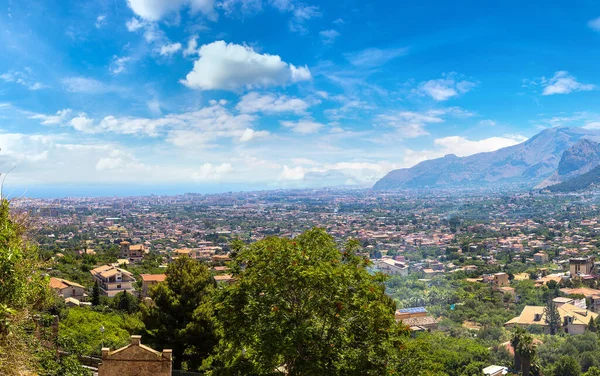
[117, 284, 121, 289]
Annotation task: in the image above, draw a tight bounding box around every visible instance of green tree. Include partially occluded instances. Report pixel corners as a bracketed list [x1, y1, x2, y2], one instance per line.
[545, 299, 561, 335]
[112, 291, 139, 314]
[553, 355, 582, 376]
[584, 366, 600, 376]
[207, 228, 409, 376]
[0, 200, 50, 311]
[588, 316, 597, 333]
[141, 256, 216, 370]
[91, 280, 101, 306]
[511, 327, 527, 372]
[516, 332, 537, 376]
[0, 199, 65, 374]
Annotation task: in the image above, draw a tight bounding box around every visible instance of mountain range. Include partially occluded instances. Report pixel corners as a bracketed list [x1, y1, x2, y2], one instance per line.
[373, 127, 600, 191]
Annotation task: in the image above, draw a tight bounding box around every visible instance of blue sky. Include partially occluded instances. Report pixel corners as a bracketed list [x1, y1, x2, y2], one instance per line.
[1, 0, 600, 196]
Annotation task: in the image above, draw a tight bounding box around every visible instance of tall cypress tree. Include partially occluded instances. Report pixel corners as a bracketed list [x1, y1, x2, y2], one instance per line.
[544, 299, 561, 335]
[91, 280, 101, 306]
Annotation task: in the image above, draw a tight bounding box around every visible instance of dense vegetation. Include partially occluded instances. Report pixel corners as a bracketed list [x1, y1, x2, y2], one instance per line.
[547, 165, 600, 192]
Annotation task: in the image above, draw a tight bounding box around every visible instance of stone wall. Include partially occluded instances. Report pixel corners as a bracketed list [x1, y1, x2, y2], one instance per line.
[98, 335, 172, 376]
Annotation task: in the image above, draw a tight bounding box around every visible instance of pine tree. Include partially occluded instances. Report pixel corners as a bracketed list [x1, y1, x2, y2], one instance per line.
[91, 280, 101, 306]
[544, 299, 561, 335]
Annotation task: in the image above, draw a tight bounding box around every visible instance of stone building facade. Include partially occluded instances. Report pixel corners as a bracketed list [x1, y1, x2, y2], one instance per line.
[98, 335, 172, 376]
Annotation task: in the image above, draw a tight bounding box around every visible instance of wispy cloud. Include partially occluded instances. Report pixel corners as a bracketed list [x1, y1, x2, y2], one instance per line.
[0, 70, 48, 91]
[344, 47, 408, 68]
[413, 73, 477, 101]
[109, 56, 132, 75]
[588, 16, 600, 31]
[95, 15, 107, 28]
[541, 71, 594, 95]
[376, 107, 473, 138]
[319, 29, 340, 45]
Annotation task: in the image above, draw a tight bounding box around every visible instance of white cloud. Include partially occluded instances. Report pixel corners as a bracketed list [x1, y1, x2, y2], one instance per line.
[532, 112, 600, 129]
[109, 56, 131, 74]
[288, 4, 321, 33]
[126, 0, 215, 21]
[376, 107, 472, 139]
[31, 101, 258, 139]
[218, 0, 263, 16]
[192, 163, 233, 181]
[30, 109, 73, 125]
[160, 42, 182, 56]
[539, 71, 595, 95]
[377, 110, 443, 138]
[239, 128, 270, 142]
[95, 149, 147, 172]
[0, 70, 48, 91]
[324, 97, 372, 120]
[344, 47, 408, 67]
[289, 64, 311, 82]
[402, 135, 527, 167]
[433, 135, 527, 156]
[269, 0, 293, 11]
[126, 17, 145, 31]
[588, 17, 600, 31]
[236, 92, 311, 114]
[180, 41, 311, 91]
[70, 114, 96, 133]
[278, 160, 400, 186]
[280, 165, 306, 180]
[479, 119, 496, 127]
[281, 120, 324, 134]
[183, 35, 199, 57]
[147, 98, 162, 116]
[584, 122, 600, 130]
[98, 115, 166, 136]
[62, 77, 112, 93]
[95, 15, 107, 28]
[319, 29, 340, 44]
[415, 73, 477, 101]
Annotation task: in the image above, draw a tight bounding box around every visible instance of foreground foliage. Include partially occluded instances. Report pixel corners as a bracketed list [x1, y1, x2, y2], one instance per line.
[206, 229, 408, 375]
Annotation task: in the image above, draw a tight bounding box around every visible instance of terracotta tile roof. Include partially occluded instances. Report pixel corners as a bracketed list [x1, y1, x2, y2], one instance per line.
[561, 287, 600, 297]
[50, 277, 85, 290]
[214, 274, 234, 282]
[140, 274, 166, 282]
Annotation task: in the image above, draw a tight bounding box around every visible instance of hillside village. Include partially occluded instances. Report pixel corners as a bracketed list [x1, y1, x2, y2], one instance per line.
[6, 189, 600, 374]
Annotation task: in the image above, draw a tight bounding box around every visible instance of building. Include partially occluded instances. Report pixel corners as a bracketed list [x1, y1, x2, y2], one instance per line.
[120, 241, 148, 263]
[533, 252, 549, 264]
[375, 259, 409, 276]
[49, 277, 85, 299]
[395, 307, 438, 332]
[214, 274, 235, 284]
[139, 274, 166, 298]
[505, 303, 598, 335]
[90, 265, 137, 297]
[493, 272, 510, 287]
[570, 257, 595, 277]
[98, 335, 172, 376]
[561, 287, 600, 312]
[483, 365, 508, 376]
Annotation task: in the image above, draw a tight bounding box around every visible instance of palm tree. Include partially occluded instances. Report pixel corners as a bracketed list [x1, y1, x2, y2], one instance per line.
[515, 331, 537, 376]
[510, 327, 527, 373]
